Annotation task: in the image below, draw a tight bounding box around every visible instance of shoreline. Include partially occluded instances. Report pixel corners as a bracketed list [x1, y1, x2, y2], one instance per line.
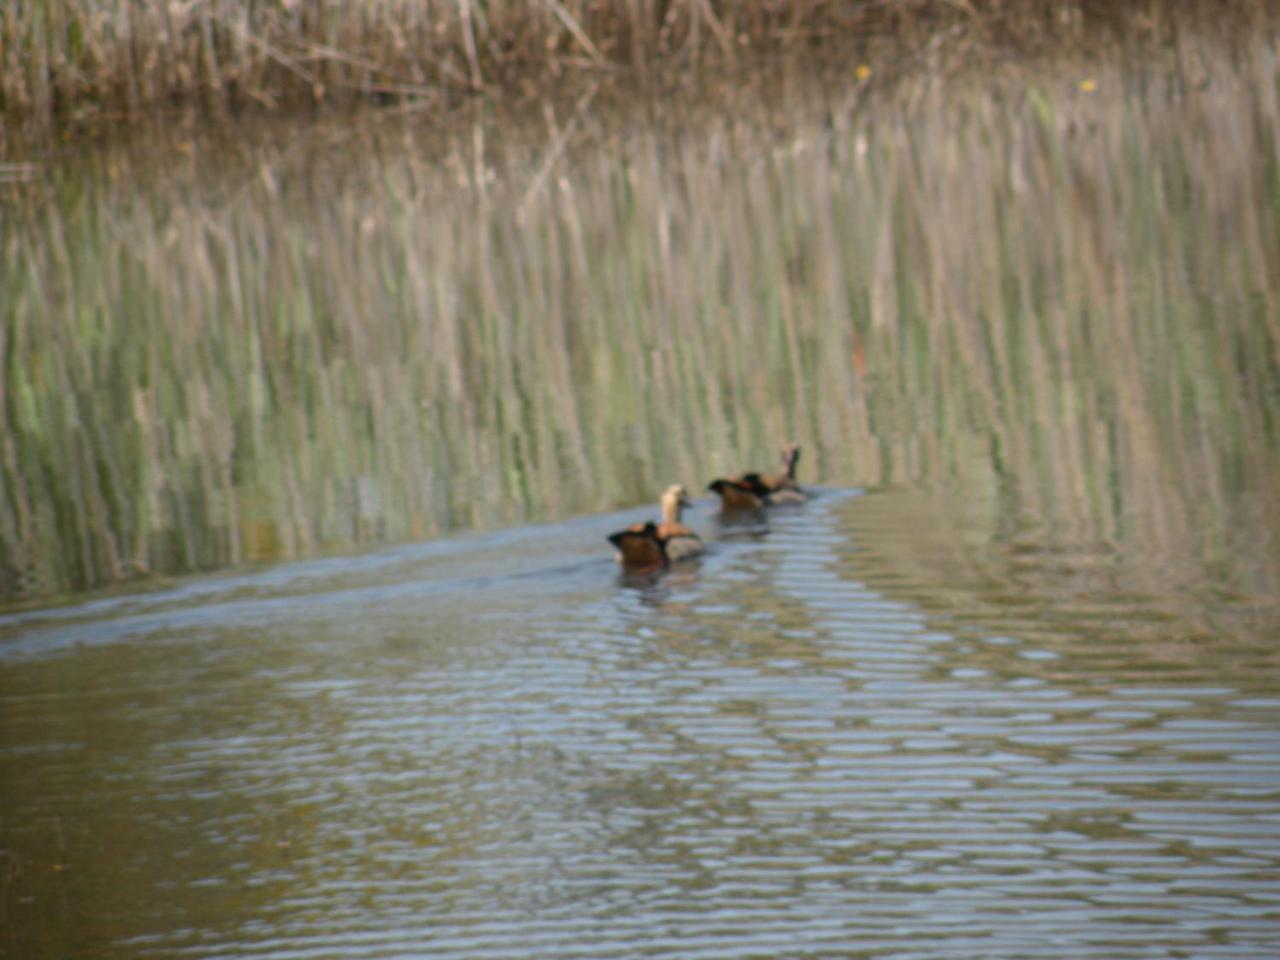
[2, 0, 1260, 151]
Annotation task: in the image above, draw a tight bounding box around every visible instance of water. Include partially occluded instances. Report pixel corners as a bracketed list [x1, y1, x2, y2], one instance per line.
[3, 489, 1277, 958]
[3, 17, 1279, 958]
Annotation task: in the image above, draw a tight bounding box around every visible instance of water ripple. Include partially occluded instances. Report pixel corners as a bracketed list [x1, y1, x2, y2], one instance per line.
[2, 492, 1277, 958]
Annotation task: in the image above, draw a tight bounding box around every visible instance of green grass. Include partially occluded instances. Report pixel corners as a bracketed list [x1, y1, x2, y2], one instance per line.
[2, 17, 1278, 604]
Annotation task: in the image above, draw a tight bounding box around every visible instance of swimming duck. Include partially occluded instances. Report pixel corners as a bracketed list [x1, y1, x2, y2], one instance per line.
[706, 472, 773, 512]
[759, 442, 808, 504]
[608, 484, 705, 568]
[708, 443, 808, 510]
[607, 520, 668, 572]
[655, 484, 703, 561]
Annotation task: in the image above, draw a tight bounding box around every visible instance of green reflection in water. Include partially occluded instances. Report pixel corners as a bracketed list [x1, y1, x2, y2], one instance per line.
[836, 484, 1280, 691]
[2, 26, 1277, 606]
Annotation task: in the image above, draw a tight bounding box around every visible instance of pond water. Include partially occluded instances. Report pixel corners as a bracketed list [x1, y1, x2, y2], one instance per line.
[2, 489, 1278, 958]
[4, 20, 1280, 960]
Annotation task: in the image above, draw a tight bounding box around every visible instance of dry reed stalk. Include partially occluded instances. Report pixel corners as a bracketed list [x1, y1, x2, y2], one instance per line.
[2, 18, 1277, 602]
[4, 0, 1265, 143]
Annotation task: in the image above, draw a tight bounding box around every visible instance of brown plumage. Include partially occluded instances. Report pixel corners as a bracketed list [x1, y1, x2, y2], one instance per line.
[656, 484, 703, 561]
[759, 443, 808, 504]
[706, 473, 771, 512]
[760, 443, 802, 491]
[708, 444, 808, 509]
[609, 484, 704, 569]
[607, 521, 668, 571]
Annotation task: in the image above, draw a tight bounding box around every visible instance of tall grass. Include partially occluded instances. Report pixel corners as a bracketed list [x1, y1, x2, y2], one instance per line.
[2, 0, 1265, 139]
[2, 19, 1278, 604]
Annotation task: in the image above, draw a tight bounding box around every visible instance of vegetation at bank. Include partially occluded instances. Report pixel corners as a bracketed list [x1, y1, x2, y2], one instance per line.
[3, 10, 1278, 602]
[2, 0, 1265, 138]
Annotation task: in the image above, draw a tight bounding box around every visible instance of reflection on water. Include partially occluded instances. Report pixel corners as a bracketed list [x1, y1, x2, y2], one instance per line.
[3, 25, 1277, 604]
[2, 17, 1279, 960]
[844, 481, 1280, 683]
[2, 492, 1278, 958]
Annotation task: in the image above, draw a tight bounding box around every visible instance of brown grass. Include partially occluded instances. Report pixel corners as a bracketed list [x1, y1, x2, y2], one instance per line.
[3, 0, 1268, 142]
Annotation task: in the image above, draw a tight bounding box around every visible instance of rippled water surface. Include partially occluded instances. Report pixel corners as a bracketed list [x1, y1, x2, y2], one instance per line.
[3, 489, 1277, 959]
[5, 11, 1279, 956]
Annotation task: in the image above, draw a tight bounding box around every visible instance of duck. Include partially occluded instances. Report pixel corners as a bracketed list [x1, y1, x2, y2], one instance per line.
[655, 483, 703, 561]
[759, 442, 808, 504]
[607, 520, 668, 572]
[607, 484, 705, 570]
[706, 472, 773, 512]
[708, 443, 809, 510]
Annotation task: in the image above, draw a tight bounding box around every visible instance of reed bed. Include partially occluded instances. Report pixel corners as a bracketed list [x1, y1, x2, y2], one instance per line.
[2, 19, 1278, 605]
[1, 0, 1264, 140]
